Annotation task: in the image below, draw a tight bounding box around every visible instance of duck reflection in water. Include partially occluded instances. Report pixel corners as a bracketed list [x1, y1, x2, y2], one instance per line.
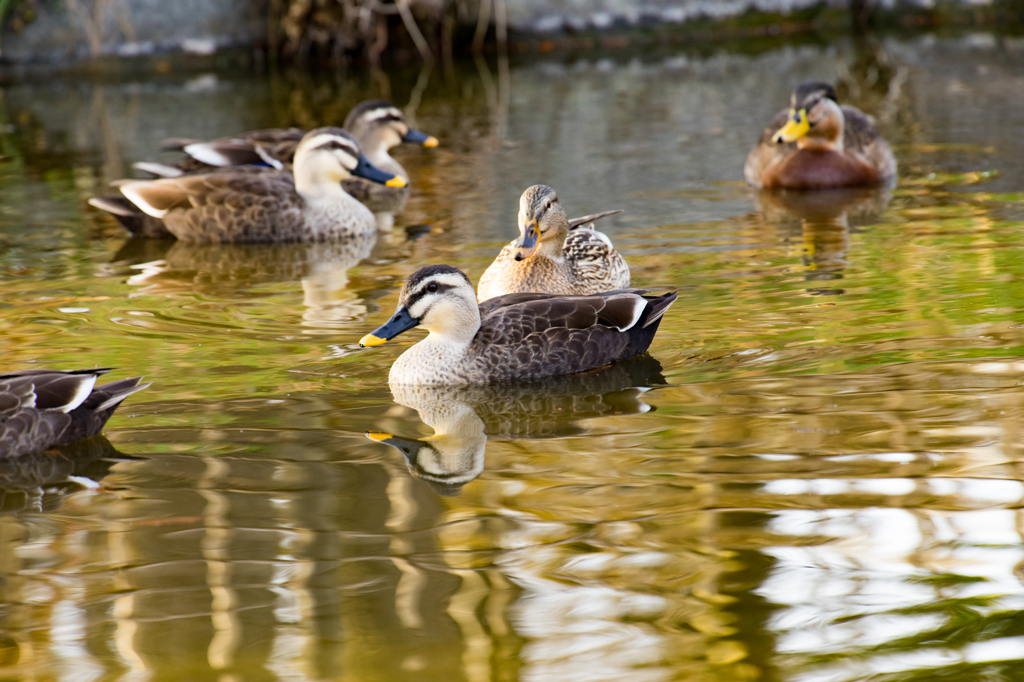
[366, 356, 666, 495]
[0, 437, 134, 514]
[114, 233, 376, 325]
[754, 187, 891, 295]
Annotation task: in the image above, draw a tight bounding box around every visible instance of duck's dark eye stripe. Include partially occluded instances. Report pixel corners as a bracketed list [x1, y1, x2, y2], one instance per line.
[406, 282, 455, 308]
[375, 114, 402, 124]
[317, 140, 357, 154]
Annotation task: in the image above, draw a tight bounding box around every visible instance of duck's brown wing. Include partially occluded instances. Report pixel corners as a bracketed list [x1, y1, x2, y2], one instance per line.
[745, 108, 794, 186]
[841, 105, 897, 181]
[121, 172, 307, 244]
[470, 290, 677, 381]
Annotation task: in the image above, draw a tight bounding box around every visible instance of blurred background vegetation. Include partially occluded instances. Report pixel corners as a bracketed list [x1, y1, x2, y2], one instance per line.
[3, 0, 1024, 68]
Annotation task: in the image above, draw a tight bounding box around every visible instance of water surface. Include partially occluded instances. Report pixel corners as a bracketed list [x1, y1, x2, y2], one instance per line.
[1, 33, 1024, 682]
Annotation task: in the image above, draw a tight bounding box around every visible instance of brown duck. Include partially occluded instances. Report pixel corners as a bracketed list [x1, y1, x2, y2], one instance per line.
[745, 81, 896, 190]
[477, 185, 629, 302]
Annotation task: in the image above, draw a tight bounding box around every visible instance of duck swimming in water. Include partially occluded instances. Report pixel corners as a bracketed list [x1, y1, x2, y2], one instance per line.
[1, 369, 149, 458]
[359, 264, 676, 386]
[92, 128, 404, 243]
[744, 81, 896, 190]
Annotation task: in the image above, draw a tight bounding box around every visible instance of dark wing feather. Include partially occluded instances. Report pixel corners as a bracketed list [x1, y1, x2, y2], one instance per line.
[568, 209, 622, 230]
[470, 290, 677, 381]
[0, 370, 148, 458]
[89, 195, 175, 238]
[59, 376, 149, 445]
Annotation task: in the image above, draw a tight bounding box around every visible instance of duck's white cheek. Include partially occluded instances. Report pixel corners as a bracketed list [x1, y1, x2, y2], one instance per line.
[406, 299, 430, 320]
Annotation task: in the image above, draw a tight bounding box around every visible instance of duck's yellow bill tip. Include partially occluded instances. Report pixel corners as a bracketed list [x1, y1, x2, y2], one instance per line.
[359, 334, 387, 347]
[366, 431, 393, 442]
[385, 176, 408, 188]
[423, 136, 439, 148]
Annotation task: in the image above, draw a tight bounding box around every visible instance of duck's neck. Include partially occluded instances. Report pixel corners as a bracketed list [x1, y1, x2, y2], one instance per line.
[294, 162, 348, 203]
[798, 136, 844, 153]
[536, 230, 567, 263]
[365, 138, 397, 170]
[422, 304, 481, 349]
[797, 105, 845, 153]
[389, 308, 481, 385]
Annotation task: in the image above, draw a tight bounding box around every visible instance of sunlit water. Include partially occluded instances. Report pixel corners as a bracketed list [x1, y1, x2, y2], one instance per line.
[2, 33, 1024, 682]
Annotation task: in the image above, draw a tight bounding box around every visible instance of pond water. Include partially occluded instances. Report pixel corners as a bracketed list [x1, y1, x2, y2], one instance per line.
[2, 32, 1024, 682]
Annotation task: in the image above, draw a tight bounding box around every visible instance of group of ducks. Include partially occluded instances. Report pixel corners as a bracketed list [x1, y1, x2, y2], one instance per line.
[4, 80, 897, 456]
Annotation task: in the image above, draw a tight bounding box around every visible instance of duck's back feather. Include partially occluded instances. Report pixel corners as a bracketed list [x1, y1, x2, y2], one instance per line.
[565, 225, 630, 290]
[122, 172, 311, 243]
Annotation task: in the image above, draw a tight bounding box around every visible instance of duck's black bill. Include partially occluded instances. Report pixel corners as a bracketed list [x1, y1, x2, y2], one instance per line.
[353, 154, 407, 188]
[402, 128, 439, 147]
[359, 306, 420, 347]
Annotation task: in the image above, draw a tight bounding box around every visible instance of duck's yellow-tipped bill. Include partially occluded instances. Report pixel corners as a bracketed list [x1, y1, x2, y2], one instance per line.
[385, 176, 408, 188]
[359, 333, 388, 347]
[773, 108, 810, 143]
[360, 305, 420, 348]
[423, 136, 439, 148]
[366, 431, 394, 442]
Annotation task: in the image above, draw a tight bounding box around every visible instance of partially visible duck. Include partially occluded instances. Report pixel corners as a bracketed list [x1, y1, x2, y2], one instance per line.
[359, 264, 676, 386]
[744, 81, 896, 190]
[92, 128, 404, 243]
[144, 100, 437, 215]
[1, 369, 149, 458]
[477, 184, 629, 302]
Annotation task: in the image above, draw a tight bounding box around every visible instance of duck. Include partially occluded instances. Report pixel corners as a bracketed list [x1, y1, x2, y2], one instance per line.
[143, 100, 437, 214]
[91, 128, 405, 243]
[1, 369, 149, 458]
[476, 185, 630, 302]
[744, 81, 897, 190]
[359, 264, 677, 386]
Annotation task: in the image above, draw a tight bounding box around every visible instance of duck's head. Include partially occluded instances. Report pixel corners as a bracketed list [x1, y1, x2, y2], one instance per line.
[293, 127, 407, 190]
[344, 100, 439, 157]
[514, 184, 570, 261]
[773, 82, 844, 150]
[360, 265, 479, 347]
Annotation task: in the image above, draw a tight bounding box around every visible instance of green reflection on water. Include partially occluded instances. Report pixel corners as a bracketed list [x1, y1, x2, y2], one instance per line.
[1, 32, 1024, 682]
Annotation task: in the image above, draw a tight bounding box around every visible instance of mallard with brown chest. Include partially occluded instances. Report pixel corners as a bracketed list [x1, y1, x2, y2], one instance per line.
[359, 264, 676, 386]
[145, 100, 437, 215]
[1, 369, 149, 458]
[476, 185, 630, 302]
[92, 128, 405, 243]
[745, 81, 896, 190]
